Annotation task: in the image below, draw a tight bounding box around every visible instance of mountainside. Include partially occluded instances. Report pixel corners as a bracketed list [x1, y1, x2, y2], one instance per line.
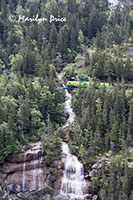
[0, 0, 133, 200]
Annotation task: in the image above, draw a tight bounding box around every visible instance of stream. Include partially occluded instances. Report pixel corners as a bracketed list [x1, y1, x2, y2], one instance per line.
[58, 73, 88, 200]
[21, 73, 88, 199]
[63, 87, 75, 129]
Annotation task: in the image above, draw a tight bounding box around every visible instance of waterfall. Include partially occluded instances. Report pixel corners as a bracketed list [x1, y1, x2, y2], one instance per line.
[38, 157, 43, 191]
[61, 142, 88, 200]
[63, 85, 75, 129]
[22, 142, 43, 192]
[57, 72, 88, 199]
[31, 152, 43, 191]
[32, 159, 37, 191]
[58, 71, 64, 80]
[22, 153, 27, 192]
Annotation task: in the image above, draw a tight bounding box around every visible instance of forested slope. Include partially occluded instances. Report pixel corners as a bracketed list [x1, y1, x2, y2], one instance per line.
[0, 0, 133, 200]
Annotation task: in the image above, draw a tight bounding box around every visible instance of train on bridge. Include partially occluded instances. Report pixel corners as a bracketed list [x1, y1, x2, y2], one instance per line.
[65, 81, 133, 88]
[66, 81, 113, 88]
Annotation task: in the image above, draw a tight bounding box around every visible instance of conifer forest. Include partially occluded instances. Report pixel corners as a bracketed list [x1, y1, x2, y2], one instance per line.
[0, 1, 133, 200]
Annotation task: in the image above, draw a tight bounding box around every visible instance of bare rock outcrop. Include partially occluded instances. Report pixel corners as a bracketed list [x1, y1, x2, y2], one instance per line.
[0, 142, 64, 200]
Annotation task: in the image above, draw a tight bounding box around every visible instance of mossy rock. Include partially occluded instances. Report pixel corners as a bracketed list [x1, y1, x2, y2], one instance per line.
[43, 185, 53, 196]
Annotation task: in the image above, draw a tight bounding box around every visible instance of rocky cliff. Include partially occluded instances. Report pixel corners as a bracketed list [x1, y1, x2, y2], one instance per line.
[0, 142, 64, 200]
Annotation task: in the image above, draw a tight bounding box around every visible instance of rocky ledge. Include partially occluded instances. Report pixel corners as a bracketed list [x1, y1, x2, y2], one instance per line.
[0, 142, 64, 200]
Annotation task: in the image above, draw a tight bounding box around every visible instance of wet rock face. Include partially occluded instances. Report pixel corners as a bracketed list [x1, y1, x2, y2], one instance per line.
[7, 183, 21, 194]
[0, 142, 64, 200]
[6, 149, 43, 163]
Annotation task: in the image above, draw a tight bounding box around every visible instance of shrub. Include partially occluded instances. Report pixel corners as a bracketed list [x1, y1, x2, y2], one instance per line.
[91, 177, 99, 192]
[43, 185, 53, 196]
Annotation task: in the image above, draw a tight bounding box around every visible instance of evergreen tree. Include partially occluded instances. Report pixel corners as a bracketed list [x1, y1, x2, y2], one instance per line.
[127, 100, 133, 145]
[18, 102, 30, 143]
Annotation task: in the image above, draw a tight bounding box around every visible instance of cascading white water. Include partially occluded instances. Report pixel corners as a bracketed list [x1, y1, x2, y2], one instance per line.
[31, 147, 43, 191]
[61, 142, 88, 200]
[22, 142, 43, 192]
[32, 159, 37, 191]
[58, 71, 64, 80]
[32, 156, 43, 191]
[63, 87, 75, 129]
[57, 72, 88, 199]
[22, 153, 27, 192]
[38, 157, 43, 191]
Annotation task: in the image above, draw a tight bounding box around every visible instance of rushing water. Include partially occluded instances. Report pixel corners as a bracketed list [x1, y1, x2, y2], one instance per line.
[32, 159, 37, 191]
[58, 73, 88, 199]
[61, 142, 88, 200]
[22, 142, 43, 192]
[63, 87, 75, 129]
[38, 157, 43, 191]
[22, 153, 27, 192]
[58, 71, 64, 80]
[31, 154, 43, 191]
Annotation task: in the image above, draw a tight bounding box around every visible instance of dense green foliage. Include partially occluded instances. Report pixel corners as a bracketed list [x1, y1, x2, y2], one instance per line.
[89, 50, 133, 82]
[0, 0, 133, 200]
[42, 131, 62, 166]
[67, 86, 133, 199]
[0, 0, 133, 66]
[43, 185, 53, 196]
[63, 48, 133, 82]
[99, 155, 133, 200]
[70, 87, 133, 157]
[0, 72, 65, 161]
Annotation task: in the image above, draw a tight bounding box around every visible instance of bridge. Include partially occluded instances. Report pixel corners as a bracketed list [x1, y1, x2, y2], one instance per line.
[57, 82, 133, 88]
